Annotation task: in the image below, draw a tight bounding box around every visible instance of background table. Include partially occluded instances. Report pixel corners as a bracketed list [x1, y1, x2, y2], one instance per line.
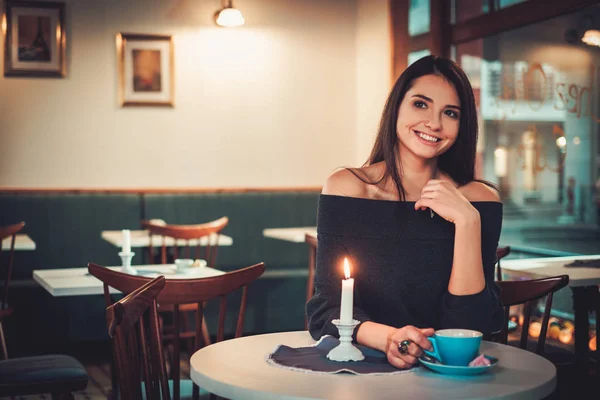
[2, 234, 35, 251]
[501, 254, 600, 364]
[101, 230, 233, 248]
[262, 227, 316, 243]
[33, 265, 224, 297]
[190, 331, 556, 400]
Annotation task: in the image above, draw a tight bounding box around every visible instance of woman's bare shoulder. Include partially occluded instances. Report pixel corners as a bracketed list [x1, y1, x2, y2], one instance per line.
[322, 168, 366, 197]
[459, 181, 501, 202]
[322, 163, 385, 198]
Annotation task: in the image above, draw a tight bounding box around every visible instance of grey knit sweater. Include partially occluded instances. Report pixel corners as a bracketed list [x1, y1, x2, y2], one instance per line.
[306, 194, 504, 340]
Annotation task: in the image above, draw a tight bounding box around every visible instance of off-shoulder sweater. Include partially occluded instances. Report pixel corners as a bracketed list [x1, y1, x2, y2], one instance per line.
[306, 194, 504, 341]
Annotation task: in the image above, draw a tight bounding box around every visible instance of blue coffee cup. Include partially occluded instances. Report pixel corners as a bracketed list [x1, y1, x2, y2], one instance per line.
[424, 329, 482, 366]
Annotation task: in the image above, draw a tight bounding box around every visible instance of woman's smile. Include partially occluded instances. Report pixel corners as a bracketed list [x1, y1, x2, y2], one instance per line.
[412, 129, 442, 146]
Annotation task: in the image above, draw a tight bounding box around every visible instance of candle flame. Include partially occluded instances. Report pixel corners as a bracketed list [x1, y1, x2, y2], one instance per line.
[343, 258, 351, 279]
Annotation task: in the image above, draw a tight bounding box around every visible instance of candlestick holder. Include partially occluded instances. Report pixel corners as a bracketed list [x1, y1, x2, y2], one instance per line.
[119, 251, 137, 275]
[326, 319, 364, 362]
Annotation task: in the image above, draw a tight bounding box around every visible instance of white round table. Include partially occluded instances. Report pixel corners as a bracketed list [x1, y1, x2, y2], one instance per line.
[190, 331, 556, 400]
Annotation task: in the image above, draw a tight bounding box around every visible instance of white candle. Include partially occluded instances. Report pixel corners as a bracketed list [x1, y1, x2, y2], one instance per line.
[122, 229, 131, 254]
[340, 258, 354, 324]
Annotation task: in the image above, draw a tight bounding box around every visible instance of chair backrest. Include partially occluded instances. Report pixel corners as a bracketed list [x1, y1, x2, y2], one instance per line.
[497, 274, 569, 356]
[1, 222, 25, 309]
[304, 233, 317, 329]
[88, 261, 265, 399]
[142, 217, 229, 267]
[105, 274, 169, 400]
[495, 246, 511, 281]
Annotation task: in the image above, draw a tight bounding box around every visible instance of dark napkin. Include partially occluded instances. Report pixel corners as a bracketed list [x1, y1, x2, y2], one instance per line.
[564, 259, 600, 268]
[266, 336, 414, 375]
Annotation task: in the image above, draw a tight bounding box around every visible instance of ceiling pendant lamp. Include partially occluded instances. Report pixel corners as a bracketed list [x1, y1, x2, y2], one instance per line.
[215, 0, 245, 28]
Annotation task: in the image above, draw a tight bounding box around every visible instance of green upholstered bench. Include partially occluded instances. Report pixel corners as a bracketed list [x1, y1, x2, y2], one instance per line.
[0, 190, 319, 353]
[143, 191, 319, 271]
[0, 193, 142, 277]
[0, 193, 143, 353]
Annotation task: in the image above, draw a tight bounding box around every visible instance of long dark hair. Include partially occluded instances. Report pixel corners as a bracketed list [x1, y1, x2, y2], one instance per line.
[363, 55, 480, 201]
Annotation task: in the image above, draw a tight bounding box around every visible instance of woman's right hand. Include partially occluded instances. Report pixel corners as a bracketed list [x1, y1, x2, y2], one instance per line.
[385, 326, 434, 369]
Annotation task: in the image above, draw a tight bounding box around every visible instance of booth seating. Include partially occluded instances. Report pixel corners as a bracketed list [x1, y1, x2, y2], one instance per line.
[0, 190, 318, 355]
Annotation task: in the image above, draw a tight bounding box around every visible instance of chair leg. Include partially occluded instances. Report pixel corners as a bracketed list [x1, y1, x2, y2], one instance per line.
[182, 310, 195, 355]
[0, 321, 8, 360]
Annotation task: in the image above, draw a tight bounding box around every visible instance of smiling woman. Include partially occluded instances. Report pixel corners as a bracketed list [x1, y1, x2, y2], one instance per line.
[306, 55, 503, 371]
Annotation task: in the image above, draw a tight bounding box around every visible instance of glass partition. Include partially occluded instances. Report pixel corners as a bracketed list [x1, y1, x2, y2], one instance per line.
[455, 5, 600, 255]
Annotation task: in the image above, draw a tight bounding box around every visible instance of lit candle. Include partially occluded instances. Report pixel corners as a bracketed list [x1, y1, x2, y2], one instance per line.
[122, 229, 131, 254]
[340, 258, 354, 324]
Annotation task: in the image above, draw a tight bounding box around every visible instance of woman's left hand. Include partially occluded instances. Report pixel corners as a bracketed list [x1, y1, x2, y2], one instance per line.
[414, 179, 479, 224]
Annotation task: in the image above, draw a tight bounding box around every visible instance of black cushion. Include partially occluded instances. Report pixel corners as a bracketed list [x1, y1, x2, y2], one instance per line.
[0, 354, 88, 396]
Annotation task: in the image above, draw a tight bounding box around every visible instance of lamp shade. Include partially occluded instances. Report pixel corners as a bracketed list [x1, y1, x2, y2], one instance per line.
[581, 29, 600, 47]
[216, 7, 245, 27]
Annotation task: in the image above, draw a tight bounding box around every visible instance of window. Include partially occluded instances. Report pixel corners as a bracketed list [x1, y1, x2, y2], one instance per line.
[409, 0, 430, 36]
[408, 49, 431, 66]
[455, 6, 600, 255]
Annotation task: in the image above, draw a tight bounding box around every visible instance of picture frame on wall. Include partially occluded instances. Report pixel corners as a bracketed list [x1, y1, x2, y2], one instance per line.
[117, 33, 174, 107]
[3, 0, 66, 78]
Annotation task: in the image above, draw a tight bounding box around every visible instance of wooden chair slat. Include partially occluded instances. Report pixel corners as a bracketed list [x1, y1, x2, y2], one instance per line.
[236, 286, 248, 338]
[520, 301, 532, 350]
[217, 296, 227, 343]
[304, 233, 318, 329]
[495, 246, 511, 282]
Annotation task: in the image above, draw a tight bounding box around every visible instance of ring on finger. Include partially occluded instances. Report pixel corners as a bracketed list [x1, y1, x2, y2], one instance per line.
[398, 339, 411, 355]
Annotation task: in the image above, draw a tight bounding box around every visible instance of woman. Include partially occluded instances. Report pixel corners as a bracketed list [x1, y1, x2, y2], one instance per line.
[306, 55, 504, 370]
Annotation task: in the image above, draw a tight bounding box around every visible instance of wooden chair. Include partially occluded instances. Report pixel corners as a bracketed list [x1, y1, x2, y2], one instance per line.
[142, 217, 229, 361]
[496, 274, 569, 356]
[0, 221, 25, 359]
[495, 246, 511, 282]
[304, 233, 318, 329]
[107, 275, 169, 400]
[142, 217, 229, 267]
[88, 261, 265, 400]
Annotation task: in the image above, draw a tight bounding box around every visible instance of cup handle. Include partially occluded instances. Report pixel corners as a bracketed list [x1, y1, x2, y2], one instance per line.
[424, 337, 440, 361]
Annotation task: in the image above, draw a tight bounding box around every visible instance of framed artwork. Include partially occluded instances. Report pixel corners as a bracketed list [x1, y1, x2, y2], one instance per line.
[3, 0, 66, 77]
[116, 33, 174, 107]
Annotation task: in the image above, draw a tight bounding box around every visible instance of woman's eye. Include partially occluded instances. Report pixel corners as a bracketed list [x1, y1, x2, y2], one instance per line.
[414, 101, 427, 109]
[445, 109, 459, 119]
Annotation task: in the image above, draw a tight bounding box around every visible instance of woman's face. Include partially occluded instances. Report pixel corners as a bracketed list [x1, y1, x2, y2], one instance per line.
[396, 74, 461, 162]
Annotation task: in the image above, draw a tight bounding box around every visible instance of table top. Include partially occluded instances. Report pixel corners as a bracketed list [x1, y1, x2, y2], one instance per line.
[262, 227, 316, 243]
[33, 264, 224, 297]
[501, 254, 600, 287]
[190, 331, 556, 400]
[101, 230, 233, 248]
[2, 234, 35, 251]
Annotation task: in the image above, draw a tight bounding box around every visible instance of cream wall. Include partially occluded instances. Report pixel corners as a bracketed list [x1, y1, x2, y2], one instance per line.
[0, 0, 391, 188]
[355, 0, 391, 166]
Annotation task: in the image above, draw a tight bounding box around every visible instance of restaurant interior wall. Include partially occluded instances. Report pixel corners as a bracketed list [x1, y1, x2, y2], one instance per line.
[0, 0, 391, 189]
[355, 0, 393, 164]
